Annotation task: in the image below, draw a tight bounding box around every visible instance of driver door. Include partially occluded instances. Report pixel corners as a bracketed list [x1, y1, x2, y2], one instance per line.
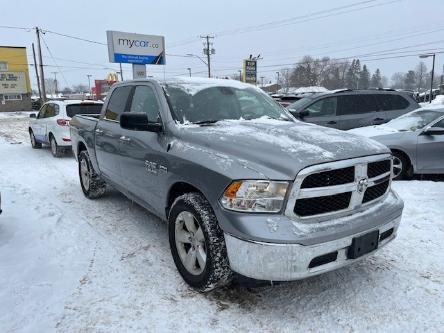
[416, 117, 444, 173]
[302, 97, 338, 128]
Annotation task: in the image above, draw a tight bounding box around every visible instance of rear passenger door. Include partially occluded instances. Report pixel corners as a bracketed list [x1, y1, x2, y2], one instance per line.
[336, 94, 380, 130]
[302, 97, 339, 128]
[95, 85, 133, 182]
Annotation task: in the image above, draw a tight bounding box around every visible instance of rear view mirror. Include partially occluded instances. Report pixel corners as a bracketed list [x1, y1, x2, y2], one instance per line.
[423, 127, 444, 136]
[120, 112, 162, 132]
[30, 113, 36, 118]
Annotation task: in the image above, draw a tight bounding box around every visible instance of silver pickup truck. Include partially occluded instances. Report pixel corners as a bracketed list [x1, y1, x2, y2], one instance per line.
[70, 77, 404, 291]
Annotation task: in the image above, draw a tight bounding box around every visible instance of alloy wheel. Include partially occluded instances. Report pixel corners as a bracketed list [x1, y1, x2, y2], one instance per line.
[175, 211, 207, 275]
[392, 156, 403, 178]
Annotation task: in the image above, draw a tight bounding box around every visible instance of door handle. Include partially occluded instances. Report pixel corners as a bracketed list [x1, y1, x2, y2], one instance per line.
[327, 121, 337, 125]
[119, 136, 131, 143]
[95, 128, 104, 135]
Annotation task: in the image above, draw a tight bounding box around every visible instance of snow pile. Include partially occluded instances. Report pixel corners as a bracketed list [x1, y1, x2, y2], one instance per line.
[278, 86, 329, 95]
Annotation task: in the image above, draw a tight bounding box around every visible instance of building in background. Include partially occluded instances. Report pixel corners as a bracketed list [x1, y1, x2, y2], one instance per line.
[0, 46, 32, 112]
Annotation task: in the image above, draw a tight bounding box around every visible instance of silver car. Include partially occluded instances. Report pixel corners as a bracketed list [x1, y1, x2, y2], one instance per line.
[349, 106, 444, 179]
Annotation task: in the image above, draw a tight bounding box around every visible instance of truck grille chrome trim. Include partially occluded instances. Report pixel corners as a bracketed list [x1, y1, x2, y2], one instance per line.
[285, 154, 393, 223]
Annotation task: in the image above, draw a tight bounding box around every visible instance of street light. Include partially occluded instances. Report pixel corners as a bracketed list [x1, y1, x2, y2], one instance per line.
[187, 67, 192, 77]
[419, 53, 435, 103]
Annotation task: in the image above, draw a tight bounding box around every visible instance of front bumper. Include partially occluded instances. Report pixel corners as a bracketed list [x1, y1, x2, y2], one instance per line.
[224, 214, 401, 281]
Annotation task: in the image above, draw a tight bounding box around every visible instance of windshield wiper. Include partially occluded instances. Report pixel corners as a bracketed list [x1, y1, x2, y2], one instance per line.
[192, 120, 220, 125]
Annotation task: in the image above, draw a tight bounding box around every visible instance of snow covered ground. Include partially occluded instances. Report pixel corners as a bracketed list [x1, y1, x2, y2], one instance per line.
[0, 112, 443, 333]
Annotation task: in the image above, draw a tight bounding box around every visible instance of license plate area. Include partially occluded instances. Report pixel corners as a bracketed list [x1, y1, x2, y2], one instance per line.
[348, 230, 379, 259]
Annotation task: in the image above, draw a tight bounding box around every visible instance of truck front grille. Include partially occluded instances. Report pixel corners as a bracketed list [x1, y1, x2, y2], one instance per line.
[301, 166, 355, 188]
[294, 192, 352, 217]
[286, 155, 393, 221]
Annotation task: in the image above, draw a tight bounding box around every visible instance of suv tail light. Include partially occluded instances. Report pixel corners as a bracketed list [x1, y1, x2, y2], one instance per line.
[57, 119, 70, 126]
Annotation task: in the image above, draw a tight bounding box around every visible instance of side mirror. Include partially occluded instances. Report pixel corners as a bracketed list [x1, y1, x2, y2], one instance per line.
[292, 109, 309, 119]
[30, 113, 36, 118]
[423, 126, 444, 136]
[120, 112, 162, 132]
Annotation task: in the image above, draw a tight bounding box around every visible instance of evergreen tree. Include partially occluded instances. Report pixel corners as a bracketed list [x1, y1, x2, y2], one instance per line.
[370, 69, 383, 88]
[359, 65, 370, 89]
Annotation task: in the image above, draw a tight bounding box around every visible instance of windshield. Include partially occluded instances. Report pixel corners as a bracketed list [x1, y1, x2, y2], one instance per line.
[387, 109, 444, 131]
[287, 97, 312, 111]
[164, 83, 292, 124]
[66, 103, 102, 118]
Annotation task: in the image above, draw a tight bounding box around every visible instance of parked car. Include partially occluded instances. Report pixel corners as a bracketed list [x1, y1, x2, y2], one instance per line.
[287, 89, 419, 130]
[349, 106, 444, 179]
[70, 77, 403, 291]
[29, 100, 103, 157]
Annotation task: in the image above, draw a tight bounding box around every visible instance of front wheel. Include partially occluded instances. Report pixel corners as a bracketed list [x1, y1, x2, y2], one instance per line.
[392, 152, 411, 180]
[168, 193, 232, 292]
[78, 150, 106, 199]
[29, 130, 42, 149]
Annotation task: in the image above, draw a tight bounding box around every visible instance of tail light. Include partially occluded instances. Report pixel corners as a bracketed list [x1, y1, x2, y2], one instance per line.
[57, 119, 70, 126]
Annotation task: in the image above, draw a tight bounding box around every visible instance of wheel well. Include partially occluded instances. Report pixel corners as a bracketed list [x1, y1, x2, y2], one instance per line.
[166, 182, 203, 217]
[77, 142, 87, 157]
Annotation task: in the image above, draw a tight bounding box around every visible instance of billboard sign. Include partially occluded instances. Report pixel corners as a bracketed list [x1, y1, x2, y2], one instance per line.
[107, 30, 165, 65]
[0, 71, 27, 94]
[243, 59, 257, 84]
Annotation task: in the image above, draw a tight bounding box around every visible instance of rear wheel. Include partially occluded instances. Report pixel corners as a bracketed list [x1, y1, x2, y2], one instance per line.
[29, 130, 42, 149]
[168, 192, 232, 292]
[78, 150, 106, 199]
[49, 135, 63, 157]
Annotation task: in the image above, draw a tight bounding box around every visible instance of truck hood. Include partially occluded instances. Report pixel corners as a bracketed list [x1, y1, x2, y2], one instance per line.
[172, 119, 389, 180]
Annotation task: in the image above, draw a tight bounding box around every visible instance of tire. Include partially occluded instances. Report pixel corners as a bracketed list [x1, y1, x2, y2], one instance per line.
[49, 134, 63, 158]
[29, 130, 42, 149]
[392, 151, 412, 180]
[168, 192, 232, 292]
[78, 150, 106, 199]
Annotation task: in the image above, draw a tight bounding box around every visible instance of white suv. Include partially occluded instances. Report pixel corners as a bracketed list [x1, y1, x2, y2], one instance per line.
[29, 100, 103, 157]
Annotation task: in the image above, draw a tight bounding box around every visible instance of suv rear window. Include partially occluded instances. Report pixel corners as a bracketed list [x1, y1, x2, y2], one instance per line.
[375, 94, 409, 111]
[66, 104, 103, 118]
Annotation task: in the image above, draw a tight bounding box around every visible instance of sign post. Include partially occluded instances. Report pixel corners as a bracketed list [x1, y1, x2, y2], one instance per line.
[106, 31, 165, 80]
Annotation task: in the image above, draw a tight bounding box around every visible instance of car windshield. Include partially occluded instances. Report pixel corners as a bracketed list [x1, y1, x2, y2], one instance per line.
[163, 81, 292, 124]
[287, 97, 312, 111]
[387, 109, 444, 131]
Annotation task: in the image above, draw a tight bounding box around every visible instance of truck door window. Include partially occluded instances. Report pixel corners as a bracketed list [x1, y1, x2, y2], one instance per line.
[104, 86, 133, 121]
[306, 97, 337, 117]
[129, 85, 161, 123]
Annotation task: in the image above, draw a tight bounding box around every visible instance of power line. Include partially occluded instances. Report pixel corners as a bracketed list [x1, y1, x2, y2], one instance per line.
[40, 34, 70, 87]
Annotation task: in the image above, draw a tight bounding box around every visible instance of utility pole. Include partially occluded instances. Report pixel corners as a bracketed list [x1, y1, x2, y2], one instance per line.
[35, 27, 46, 102]
[276, 71, 280, 93]
[31, 43, 42, 101]
[187, 68, 192, 77]
[87, 74, 92, 99]
[238, 70, 242, 81]
[200, 35, 214, 78]
[119, 63, 124, 81]
[260, 76, 265, 87]
[51, 72, 58, 95]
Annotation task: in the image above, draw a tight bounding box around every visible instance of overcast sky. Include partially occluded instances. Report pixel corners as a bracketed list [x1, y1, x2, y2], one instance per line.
[2, 0, 444, 89]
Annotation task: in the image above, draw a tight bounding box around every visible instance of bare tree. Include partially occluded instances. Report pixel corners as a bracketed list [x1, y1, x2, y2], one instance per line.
[415, 61, 427, 91]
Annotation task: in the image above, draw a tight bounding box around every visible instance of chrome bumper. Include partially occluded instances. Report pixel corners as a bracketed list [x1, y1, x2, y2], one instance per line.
[224, 215, 401, 281]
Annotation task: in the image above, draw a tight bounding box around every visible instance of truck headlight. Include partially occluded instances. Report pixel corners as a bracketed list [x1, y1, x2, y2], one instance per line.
[220, 180, 289, 213]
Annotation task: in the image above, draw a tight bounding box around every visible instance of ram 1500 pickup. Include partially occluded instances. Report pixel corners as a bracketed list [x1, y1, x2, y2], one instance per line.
[70, 77, 404, 291]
